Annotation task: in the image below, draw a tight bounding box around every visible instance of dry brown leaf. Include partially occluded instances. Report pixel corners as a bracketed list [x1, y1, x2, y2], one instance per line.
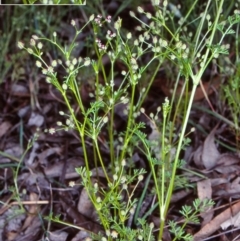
[21, 216, 41, 240]
[0, 143, 23, 163]
[44, 157, 82, 178]
[71, 231, 91, 241]
[171, 189, 193, 203]
[211, 178, 228, 187]
[221, 211, 240, 230]
[214, 154, 240, 174]
[21, 192, 39, 231]
[78, 187, 95, 218]
[18, 105, 31, 118]
[27, 111, 44, 127]
[1, 207, 26, 241]
[202, 126, 220, 169]
[197, 179, 213, 226]
[11, 83, 28, 95]
[0, 121, 12, 138]
[6, 231, 18, 241]
[37, 146, 62, 167]
[194, 201, 240, 241]
[193, 145, 204, 169]
[49, 230, 68, 241]
[213, 176, 240, 199]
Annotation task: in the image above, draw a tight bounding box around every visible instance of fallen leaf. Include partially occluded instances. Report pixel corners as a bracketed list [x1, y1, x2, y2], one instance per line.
[71, 230, 91, 241]
[27, 111, 44, 127]
[0, 143, 23, 163]
[0, 121, 12, 138]
[194, 201, 240, 241]
[21, 192, 39, 231]
[11, 83, 28, 95]
[221, 211, 240, 230]
[193, 145, 204, 169]
[202, 126, 220, 169]
[214, 153, 240, 174]
[197, 179, 213, 226]
[215, 176, 240, 199]
[49, 230, 68, 241]
[78, 187, 95, 218]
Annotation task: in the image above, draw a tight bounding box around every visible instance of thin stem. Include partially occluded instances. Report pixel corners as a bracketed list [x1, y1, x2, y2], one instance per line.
[159, 2, 225, 239]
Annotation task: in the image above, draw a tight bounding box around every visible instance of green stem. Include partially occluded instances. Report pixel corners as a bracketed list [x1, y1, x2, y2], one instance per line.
[159, 82, 197, 240]
[61, 92, 90, 174]
[158, 1, 225, 239]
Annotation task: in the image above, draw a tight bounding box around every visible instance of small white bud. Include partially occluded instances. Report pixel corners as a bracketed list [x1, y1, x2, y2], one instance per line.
[71, 19, 76, 26]
[126, 32, 132, 39]
[37, 42, 43, 49]
[62, 83, 68, 90]
[84, 58, 91, 66]
[36, 60, 42, 68]
[89, 14, 94, 21]
[17, 41, 24, 49]
[137, 6, 144, 13]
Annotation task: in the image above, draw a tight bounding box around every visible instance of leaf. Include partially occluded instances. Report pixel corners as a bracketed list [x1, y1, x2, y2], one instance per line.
[194, 201, 240, 241]
[202, 126, 220, 169]
[78, 187, 95, 218]
[197, 179, 213, 227]
[221, 211, 240, 230]
[0, 121, 12, 138]
[226, 29, 235, 34]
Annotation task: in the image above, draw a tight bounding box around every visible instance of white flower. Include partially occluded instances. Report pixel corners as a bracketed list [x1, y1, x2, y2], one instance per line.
[111, 230, 118, 238]
[49, 128, 56, 134]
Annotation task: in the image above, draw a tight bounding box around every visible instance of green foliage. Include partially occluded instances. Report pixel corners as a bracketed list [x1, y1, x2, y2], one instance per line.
[22, 0, 85, 4]
[169, 199, 214, 241]
[222, 64, 240, 148]
[13, 0, 240, 240]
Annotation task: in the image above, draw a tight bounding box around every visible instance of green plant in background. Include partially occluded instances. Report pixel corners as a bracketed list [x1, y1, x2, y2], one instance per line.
[131, 0, 240, 239]
[17, 0, 240, 240]
[169, 199, 214, 241]
[0, 132, 40, 227]
[0, 6, 70, 83]
[22, 0, 85, 4]
[223, 64, 240, 148]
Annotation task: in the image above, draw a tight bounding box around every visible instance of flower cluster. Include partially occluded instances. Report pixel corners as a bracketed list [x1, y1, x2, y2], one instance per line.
[94, 14, 103, 26]
[94, 14, 112, 27]
[96, 38, 107, 51]
[106, 30, 116, 40]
